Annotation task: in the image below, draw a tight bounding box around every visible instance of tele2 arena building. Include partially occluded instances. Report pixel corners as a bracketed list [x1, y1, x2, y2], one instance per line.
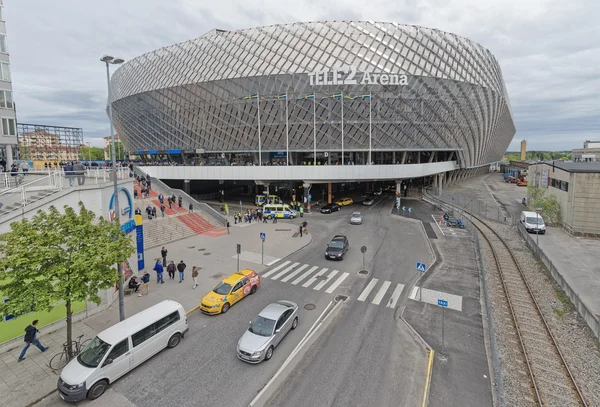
[110, 21, 515, 193]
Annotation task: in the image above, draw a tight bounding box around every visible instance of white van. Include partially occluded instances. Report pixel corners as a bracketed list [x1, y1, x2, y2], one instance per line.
[520, 211, 546, 234]
[58, 300, 188, 402]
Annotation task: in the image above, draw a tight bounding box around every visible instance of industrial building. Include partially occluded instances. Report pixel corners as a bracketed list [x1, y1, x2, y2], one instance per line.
[572, 140, 600, 163]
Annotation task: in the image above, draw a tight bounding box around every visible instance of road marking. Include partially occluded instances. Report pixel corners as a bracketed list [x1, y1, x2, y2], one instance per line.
[302, 267, 329, 288]
[291, 266, 319, 285]
[372, 281, 391, 305]
[280, 264, 310, 283]
[410, 286, 419, 300]
[261, 260, 291, 278]
[325, 272, 349, 294]
[357, 278, 379, 302]
[313, 269, 339, 291]
[386, 283, 405, 308]
[266, 258, 281, 266]
[271, 262, 301, 280]
[234, 251, 281, 266]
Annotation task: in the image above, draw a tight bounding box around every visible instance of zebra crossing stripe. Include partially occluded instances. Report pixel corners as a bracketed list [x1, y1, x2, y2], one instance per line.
[271, 262, 300, 281]
[386, 283, 405, 309]
[302, 268, 329, 288]
[325, 272, 349, 294]
[357, 279, 379, 302]
[262, 261, 291, 278]
[273, 263, 308, 281]
[313, 270, 339, 291]
[372, 281, 391, 305]
[291, 266, 319, 285]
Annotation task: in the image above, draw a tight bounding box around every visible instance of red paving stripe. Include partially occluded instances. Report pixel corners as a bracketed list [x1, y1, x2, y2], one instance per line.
[203, 228, 228, 237]
[152, 200, 176, 215]
[189, 213, 214, 229]
[177, 214, 208, 234]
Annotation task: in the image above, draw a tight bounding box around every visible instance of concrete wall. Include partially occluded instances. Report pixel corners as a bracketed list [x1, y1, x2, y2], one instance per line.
[570, 172, 600, 237]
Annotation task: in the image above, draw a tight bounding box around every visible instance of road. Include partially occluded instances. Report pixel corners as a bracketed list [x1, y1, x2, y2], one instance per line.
[269, 195, 432, 407]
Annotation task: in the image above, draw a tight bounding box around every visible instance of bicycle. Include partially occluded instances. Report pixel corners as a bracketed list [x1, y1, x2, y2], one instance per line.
[49, 334, 92, 371]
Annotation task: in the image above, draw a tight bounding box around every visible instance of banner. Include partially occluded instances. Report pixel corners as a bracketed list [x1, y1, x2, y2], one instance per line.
[135, 214, 145, 270]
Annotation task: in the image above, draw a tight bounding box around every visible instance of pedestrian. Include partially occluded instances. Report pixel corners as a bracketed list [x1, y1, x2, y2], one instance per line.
[189, 202, 193, 213]
[178, 196, 183, 208]
[154, 260, 164, 284]
[234, 213, 238, 224]
[168, 197, 172, 210]
[160, 204, 165, 217]
[299, 223, 303, 237]
[177, 260, 187, 283]
[18, 320, 49, 361]
[72, 161, 86, 185]
[152, 206, 157, 218]
[167, 261, 176, 279]
[158, 193, 164, 204]
[273, 215, 277, 224]
[226, 220, 230, 234]
[192, 266, 199, 289]
[161, 247, 168, 267]
[138, 272, 151, 296]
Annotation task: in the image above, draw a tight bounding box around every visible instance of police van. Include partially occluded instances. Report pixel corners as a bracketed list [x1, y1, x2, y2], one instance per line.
[263, 204, 297, 219]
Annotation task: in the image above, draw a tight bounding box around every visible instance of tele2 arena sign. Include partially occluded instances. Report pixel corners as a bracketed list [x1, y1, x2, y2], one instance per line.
[308, 65, 409, 86]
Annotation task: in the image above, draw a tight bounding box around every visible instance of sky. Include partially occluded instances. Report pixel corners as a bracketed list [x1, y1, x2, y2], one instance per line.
[5, 0, 599, 151]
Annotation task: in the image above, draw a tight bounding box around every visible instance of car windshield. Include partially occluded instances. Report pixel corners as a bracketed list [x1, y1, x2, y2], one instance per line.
[526, 217, 544, 225]
[213, 282, 232, 295]
[352, 213, 361, 218]
[329, 240, 345, 249]
[77, 336, 111, 368]
[248, 316, 276, 337]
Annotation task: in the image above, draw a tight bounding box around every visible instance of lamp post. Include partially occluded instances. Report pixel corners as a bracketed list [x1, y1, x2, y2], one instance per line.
[101, 54, 125, 321]
[86, 142, 91, 165]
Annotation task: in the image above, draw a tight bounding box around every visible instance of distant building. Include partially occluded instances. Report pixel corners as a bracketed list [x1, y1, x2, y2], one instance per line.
[0, 0, 17, 167]
[529, 161, 600, 238]
[572, 140, 600, 162]
[103, 134, 120, 160]
[17, 123, 84, 164]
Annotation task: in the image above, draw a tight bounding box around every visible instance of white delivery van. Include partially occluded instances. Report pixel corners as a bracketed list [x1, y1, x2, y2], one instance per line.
[520, 211, 546, 234]
[58, 300, 188, 402]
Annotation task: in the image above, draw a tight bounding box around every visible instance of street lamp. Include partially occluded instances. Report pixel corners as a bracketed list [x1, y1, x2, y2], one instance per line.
[101, 54, 125, 321]
[86, 142, 91, 165]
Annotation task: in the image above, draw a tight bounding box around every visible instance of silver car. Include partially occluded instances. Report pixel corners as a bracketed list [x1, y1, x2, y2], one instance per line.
[237, 300, 299, 364]
[350, 212, 363, 224]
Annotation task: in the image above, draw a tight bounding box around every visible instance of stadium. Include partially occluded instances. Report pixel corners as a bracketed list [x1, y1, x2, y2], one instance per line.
[109, 21, 515, 191]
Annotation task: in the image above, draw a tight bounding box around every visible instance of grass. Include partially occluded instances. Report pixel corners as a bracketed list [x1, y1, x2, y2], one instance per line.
[0, 300, 86, 344]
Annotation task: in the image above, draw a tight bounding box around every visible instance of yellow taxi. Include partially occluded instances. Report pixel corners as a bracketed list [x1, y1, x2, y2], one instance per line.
[336, 197, 354, 206]
[200, 269, 261, 314]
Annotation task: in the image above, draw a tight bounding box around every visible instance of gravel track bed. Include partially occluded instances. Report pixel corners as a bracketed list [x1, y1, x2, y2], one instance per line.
[482, 219, 600, 407]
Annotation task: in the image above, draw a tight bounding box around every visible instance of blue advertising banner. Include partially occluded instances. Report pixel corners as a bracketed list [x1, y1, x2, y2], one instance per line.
[135, 214, 144, 270]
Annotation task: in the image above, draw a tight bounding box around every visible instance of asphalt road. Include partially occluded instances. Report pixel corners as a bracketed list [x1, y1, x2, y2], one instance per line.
[269, 195, 431, 407]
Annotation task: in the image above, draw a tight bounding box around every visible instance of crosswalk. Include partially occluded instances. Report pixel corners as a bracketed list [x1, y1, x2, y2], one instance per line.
[261, 260, 350, 293]
[356, 278, 405, 309]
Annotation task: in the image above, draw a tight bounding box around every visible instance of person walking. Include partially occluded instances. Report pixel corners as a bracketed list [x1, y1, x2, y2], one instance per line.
[138, 272, 151, 296]
[192, 266, 200, 289]
[177, 260, 187, 283]
[154, 260, 165, 284]
[299, 223, 303, 237]
[161, 247, 168, 267]
[18, 320, 49, 361]
[152, 206, 157, 219]
[226, 220, 230, 234]
[72, 161, 86, 185]
[178, 196, 183, 208]
[189, 202, 193, 213]
[167, 261, 176, 280]
[160, 204, 166, 217]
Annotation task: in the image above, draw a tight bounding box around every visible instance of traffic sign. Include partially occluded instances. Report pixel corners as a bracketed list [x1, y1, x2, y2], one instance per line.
[309, 194, 312, 200]
[408, 207, 413, 213]
[239, 200, 243, 205]
[438, 299, 448, 307]
[236, 244, 241, 254]
[260, 232, 266, 241]
[536, 206, 543, 212]
[416, 262, 427, 273]
[402, 206, 406, 211]
[361, 246, 367, 253]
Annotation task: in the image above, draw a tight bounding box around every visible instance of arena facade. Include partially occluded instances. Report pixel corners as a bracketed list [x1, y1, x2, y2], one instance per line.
[110, 21, 515, 171]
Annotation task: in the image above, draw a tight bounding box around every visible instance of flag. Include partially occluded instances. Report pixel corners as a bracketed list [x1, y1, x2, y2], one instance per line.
[330, 92, 343, 100]
[297, 93, 315, 100]
[264, 94, 287, 100]
[354, 92, 371, 100]
[235, 94, 259, 100]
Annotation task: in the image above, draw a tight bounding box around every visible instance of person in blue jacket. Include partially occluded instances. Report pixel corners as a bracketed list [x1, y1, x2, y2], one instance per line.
[153, 260, 164, 284]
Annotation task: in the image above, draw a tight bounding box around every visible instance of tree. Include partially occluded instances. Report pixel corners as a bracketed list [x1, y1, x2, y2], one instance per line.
[0, 203, 135, 357]
[526, 185, 562, 225]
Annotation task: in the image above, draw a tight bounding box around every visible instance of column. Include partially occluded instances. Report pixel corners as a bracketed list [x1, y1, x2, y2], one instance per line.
[438, 173, 443, 196]
[327, 182, 332, 204]
[183, 180, 191, 195]
[5, 144, 13, 168]
[303, 183, 312, 213]
[395, 181, 402, 213]
[392, 151, 396, 164]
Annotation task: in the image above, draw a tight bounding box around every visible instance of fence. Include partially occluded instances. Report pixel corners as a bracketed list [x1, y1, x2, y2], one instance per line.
[424, 187, 510, 224]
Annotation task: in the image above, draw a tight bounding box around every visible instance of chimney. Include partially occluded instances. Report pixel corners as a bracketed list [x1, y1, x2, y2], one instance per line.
[520, 140, 527, 161]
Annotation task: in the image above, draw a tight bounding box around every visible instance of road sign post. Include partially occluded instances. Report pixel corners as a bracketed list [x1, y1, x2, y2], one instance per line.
[438, 299, 448, 358]
[236, 243, 241, 272]
[536, 206, 542, 247]
[240, 200, 243, 215]
[408, 207, 412, 218]
[416, 262, 427, 301]
[361, 245, 367, 270]
[402, 206, 406, 216]
[260, 232, 266, 265]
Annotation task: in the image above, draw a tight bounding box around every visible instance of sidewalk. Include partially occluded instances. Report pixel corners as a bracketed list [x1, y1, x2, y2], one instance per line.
[0, 218, 311, 407]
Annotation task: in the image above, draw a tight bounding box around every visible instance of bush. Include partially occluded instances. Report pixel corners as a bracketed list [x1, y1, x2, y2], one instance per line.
[526, 185, 562, 226]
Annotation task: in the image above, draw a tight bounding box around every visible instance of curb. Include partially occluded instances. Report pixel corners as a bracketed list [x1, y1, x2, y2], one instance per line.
[24, 389, 57, 407]
[421, 348, 435, 407]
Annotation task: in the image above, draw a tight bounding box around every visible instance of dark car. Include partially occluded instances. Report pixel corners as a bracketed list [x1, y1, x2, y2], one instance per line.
[325, 235, 349, 260]
[320, 203, 341, 214]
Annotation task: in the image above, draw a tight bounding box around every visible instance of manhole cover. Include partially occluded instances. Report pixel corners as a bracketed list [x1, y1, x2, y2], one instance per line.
[197, 248, 206, 251]
[203, 252, 211, 256]
[358, 270, 370, 277]
[210, 273, 223, 279]
[304, 304, 316, 310]
[187, 246, 195, 249]
[335, 295, 348, 302]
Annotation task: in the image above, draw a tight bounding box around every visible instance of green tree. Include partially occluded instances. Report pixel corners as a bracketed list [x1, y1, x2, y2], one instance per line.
[526, 185, 562, 225]
[0, 203, 135, 357]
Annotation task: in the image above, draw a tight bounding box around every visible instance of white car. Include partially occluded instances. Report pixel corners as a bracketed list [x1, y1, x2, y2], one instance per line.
[350, 212, 363, 225]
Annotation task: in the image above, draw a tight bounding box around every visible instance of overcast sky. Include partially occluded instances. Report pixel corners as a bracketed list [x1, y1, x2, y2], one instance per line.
[5, 0, 599, 151]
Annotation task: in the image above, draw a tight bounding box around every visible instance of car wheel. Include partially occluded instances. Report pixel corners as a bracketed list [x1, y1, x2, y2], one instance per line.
[265, 346, 274, 361]
[167, 333, 181, 348]
[87, 380, 108, 400]
[291, 317, 298, 330]
[250, 285, 257, 295]
[221, 302, 230, 313]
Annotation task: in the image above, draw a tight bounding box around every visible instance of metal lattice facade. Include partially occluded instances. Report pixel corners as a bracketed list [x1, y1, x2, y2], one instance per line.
[110, 21, 515, 168]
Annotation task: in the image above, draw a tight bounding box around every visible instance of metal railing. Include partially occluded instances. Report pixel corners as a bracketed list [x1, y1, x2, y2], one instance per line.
[424, 186, 510, 224]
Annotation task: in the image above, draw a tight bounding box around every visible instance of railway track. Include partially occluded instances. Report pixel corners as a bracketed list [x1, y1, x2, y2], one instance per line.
[425, 193, 587, 407]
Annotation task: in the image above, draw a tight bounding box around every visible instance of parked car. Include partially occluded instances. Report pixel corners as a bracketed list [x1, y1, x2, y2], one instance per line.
[520, 211, 546, 234]
[325, 235, 349, 260]
[237, 300, 299, 364]
[373, 189, 383, 196]
[363, 197, 375, 206]
[350, 212, 363, 225]
[335, 197, 354, 206]
[320, 203, 341, 213]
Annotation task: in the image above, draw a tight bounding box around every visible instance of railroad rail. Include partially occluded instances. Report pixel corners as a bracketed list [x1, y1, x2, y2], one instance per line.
[425, 192, 587, 407]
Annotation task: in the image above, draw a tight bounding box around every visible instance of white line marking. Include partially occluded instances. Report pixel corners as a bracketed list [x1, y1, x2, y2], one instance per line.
[325, 272, 349, 294]
[280, 264, 309, 283]
[271, 262, 301, 281]
[409, 286, 419, 300]
[431, 214, 446, 236]
[386, 283, 405, 308]
[291, 266, 319, 285]
[302, 268, 329, 288]
[266, 258, 281, 266]
[261, 261, 291, 278]
[357, 279, 379, 302]
[313, 270, 339, 291]
[372, 281, 392, 305]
